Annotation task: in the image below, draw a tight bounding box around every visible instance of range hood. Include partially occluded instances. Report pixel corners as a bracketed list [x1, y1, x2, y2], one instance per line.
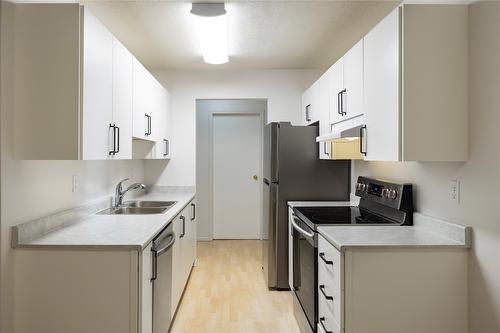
[316, 116, 365, 160]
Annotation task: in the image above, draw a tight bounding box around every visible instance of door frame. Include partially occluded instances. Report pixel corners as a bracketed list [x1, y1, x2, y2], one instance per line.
[196, 99, 267, 241]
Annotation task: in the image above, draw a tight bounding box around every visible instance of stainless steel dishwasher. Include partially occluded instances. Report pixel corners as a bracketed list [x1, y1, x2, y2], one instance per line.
[151, 223, 176, 333]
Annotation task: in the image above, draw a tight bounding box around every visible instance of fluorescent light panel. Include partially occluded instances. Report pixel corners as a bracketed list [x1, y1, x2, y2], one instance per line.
[191, 3, 229, 65]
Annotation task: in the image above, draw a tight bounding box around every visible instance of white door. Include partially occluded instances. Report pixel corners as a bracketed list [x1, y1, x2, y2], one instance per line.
[212, 114, 261, 239]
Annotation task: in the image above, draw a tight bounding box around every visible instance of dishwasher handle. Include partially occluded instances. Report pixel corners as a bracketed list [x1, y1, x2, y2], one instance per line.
[150, 232, 175, 281]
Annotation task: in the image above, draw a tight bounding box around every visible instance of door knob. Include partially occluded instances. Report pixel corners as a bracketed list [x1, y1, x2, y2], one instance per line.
[253, 175, 258, 181]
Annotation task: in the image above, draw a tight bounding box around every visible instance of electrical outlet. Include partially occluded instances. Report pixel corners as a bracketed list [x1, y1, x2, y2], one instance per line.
[72, 175, 79, 193]
[450, 180, 460, 204]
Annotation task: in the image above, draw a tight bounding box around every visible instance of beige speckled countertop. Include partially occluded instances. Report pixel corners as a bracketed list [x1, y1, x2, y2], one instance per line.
[12, 188, 195, 251]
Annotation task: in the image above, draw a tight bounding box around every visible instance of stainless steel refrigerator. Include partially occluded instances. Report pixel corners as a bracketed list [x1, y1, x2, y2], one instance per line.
[262, 122, 350, 289]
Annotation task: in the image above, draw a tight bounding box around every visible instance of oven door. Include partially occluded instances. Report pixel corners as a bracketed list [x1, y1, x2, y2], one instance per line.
[291, 213, 317, 331]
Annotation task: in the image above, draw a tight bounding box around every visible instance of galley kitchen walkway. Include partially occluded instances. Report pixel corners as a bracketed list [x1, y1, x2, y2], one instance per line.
[170, 240, 301, 333]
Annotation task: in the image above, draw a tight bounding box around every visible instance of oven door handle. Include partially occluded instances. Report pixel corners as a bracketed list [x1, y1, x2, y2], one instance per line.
[291, 214, 314, 238]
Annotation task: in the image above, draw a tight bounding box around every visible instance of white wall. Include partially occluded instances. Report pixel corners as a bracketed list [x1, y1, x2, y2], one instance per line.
[352, 2, 500, 332]
[144, 70, 321, 187]
[0, 3, 145, 332]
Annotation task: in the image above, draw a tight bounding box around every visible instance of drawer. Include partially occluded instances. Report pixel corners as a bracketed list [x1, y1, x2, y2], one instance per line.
[318, 294, 342, 333]
[318, 234, 343, 327]
[318, 280, 342, 326]
[318, 235, 342, 294]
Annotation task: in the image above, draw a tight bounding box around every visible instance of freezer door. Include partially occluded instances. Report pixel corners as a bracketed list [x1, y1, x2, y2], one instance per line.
[262, 179, 278, 288]
[263, 123, 279, 183]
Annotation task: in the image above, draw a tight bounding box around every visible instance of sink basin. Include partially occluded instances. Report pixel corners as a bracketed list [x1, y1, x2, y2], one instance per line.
[97, 207, 168, 215]
[123, 200, 177, 208]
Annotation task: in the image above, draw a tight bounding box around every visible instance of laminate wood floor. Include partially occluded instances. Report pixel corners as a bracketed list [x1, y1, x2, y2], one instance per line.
[170, 240, 301, 333]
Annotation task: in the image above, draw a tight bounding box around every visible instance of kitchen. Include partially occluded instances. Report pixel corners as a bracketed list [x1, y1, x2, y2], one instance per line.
[0, 1, 499, 333]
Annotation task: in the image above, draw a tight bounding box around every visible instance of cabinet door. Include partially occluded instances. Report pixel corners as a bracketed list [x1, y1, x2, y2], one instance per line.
[112, 38, 133, 159]
[328, 59, 344, 125]
[363, 8, 401, 161]
[133, 59, 151, 141]
[180, 206, 194, 288]
[171, 215, 183, 314]
[153, 87, 171, 159]
[140, 243, 153, 333]
[318, 72, 331, 159]
[82, 7, 113, 160]
[187, 200, 197, 269]
[343, 40, 364, 121]
[301, 86, 313, 125]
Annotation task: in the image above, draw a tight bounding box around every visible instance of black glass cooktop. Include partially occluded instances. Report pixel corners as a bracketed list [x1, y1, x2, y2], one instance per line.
[293, 206, 399, 231]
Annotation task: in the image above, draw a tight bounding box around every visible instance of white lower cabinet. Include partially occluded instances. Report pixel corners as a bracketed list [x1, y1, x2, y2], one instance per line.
[171, 199, 197, 316]
[13, 199, 197, 333]
[317, 233, 468, 333]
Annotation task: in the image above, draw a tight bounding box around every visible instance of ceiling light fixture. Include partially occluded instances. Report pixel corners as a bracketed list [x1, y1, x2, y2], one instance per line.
[191, 3, 229, 65]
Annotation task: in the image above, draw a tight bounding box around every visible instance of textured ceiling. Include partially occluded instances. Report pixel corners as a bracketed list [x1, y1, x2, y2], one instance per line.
[83, 1, 400, 70]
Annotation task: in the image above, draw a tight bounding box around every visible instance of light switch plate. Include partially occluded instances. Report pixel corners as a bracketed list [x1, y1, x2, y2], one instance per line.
[450, 180, 460, 204]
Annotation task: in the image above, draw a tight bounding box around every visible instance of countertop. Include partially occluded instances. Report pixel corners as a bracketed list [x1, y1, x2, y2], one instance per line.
[12, 189, 195, 251]
[288, 200, 471, 251]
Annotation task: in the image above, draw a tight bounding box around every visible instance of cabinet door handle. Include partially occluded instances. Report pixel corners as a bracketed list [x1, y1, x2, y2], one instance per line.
[144, 114, 149, 136]
[151, 250, 157, 281]
[319, 284, 334, 301]
[319, 252, 333, 265]
[323, 142, 329, 156]
[115, 125, 120, 154]
[340, 89, 347, 115]
[148, 115, 152, 136]
[306, 104, 311, 122]
[359, 125, 367, 156]
[109, 124, 116, 156]
[319, 317, 333, 333]
[180, 216, 186, 238]
[191, 203, 196, 221]
[337, 90, 342, 115]
[163, 139, 169, 156]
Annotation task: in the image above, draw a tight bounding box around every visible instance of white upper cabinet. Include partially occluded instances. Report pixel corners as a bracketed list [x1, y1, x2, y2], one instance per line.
[133, 59, 152, 141]
[363, 8, 400, 161]
[328, 59, 344, 125]
[342, 40, 364, 121]
[311, 4, 468, 162]
[14, 4, 172, 160]
[328, 40, 363, 126]
[81, 7, 113, 160]
[318, 72, 331, 159]
[111, 38, 134, 160]
[301, 80, 320, 125]
[364, 5, 468, 161]
[153, 88, 172, 159]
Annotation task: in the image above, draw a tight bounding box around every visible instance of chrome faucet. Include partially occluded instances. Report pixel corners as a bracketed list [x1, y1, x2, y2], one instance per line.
[114, 178, 146, 207]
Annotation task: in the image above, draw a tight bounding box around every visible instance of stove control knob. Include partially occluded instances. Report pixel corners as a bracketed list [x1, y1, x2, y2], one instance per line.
[389, 189, 398, 200]
[381, 188, 390, 198]
[359, 183, 367, 192]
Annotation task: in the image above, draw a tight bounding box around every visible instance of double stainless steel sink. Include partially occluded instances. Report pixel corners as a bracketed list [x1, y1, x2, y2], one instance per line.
[98, 201, 177, 215]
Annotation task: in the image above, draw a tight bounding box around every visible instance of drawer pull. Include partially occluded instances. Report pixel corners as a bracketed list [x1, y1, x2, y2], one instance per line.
[319, 284, 334, 301]
[319, 252, 334, 265]
[319, 317, 333, 333]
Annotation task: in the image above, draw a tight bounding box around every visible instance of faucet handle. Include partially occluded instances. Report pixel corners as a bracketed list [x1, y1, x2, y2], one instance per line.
[116, 178, 130, 191]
